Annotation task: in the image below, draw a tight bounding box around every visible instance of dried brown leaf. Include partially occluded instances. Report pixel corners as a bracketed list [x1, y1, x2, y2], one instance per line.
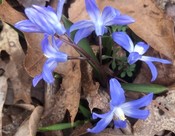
[133, 90, 175, 135]
[17, 0, 49, 7]
[14, 106, 43, 136]
[80, 45, 100, 97]
[0, 76, 8, 136]
[55, 43, 81, 122]
[0, 1, 45, 77]
[0, 1, 25, 24]
[0, 23, 32, 103]
[14, 104, 35, 111]
[69, 0, 175, 60]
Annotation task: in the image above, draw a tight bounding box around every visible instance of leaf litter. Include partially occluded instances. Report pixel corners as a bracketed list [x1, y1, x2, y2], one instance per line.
[0, 0, 175, 136]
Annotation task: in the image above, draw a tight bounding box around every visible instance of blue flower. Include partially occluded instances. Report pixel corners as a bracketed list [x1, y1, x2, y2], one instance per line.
[32, 35, 68, 86]
[70, 0, 135, 44]
[112, 32, 172, 81]
[15, 0, 66, 35]
[87, 78, 153, 133]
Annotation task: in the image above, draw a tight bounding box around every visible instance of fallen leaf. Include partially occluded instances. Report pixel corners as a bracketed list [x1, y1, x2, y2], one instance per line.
[17, 0, 49, 7]
[80, 45, 100, 97]
[0, 1, 45, 77]
[133, 90, 175, 135]
[2, 106, 32, 136]
[69, 0, 175, 60]
[0, 22, 32, 103]
[0, 76, 8, 136]
[86, 88, 110, 113]
[14, 104, 35, 111]
[14, 106, 43, 136]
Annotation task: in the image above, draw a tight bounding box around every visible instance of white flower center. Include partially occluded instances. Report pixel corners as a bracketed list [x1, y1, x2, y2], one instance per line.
[114, 107, 126, 121]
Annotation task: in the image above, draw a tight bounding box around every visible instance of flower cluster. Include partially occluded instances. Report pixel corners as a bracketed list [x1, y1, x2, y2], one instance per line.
[14, 0, 172, 134]
[15, 0, 68, 86]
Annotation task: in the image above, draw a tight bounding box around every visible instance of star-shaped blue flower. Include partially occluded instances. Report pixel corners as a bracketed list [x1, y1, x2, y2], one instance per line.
[70, 0, 135, 44]
[112, 32, 172, 81]
[87, 78, 153, 133]
[15, 0, 66, 35]
[32, 35, 68, 86]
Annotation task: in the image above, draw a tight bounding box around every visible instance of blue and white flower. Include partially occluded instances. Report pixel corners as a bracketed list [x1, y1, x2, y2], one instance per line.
[32, 35, 67, 86]
[87, 78, 153, 133]
[15, 0, 66, 35]
[112, 32, 172, 81]
[70, 0, 135, 44]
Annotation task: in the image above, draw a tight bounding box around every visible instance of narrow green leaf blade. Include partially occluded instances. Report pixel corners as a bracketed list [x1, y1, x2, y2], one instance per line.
[79, 104, 91, 119]
[122, 83, 167, 94]
[38, 120, 84, 132]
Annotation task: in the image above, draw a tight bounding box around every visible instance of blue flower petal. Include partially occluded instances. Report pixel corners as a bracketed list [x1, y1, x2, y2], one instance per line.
[74, 27, 94, 44]
[109, 78, 125, 106]
[101, 6, 120, 25]
[114, 120, 126, 128]
[85, 0, 100, 22]
[123, 109, 150, 120]
[143, 61, 158, 81]
[87, 111, 113, 133]
[112, 32, 134, 53]
[42, 59, 57, 83]
[32, 5, 66, 35]
[15, 20, 43, 33]
[32, 74, 43, 87]
[141, 56, 172, 64]
[121, 93, 153, 109]
[42, 35, 68, 62]
[92, 111, 113, 120]
[41, 35, 58, 57]
[94, 23, 107, 36]
[25, 7, 55, 34]
[46, 6, 55, 13]
[134, 42, 149, 55]
[128, 52, 142, 64]
[69, 20, 94, 32]
[57, 0, 65, 21]
[32, 5, 58, 22]
[33, 58, 58, 86]
[52, 36, 63, 50]
[109, 15, 135, 26]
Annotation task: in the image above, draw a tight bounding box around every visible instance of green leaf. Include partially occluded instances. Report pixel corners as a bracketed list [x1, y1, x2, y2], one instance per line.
[79, 104, 91, 119]
[120, 72, 126, 78]
[38, 120, 86, 132]
[102, 55, 112, 60]
[0, 0, 3, 4]
[126, 71, 132, 77]
[102, 36, 114, 56]
[122, 83, 167, 94]
[112, 59, 116, 70]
